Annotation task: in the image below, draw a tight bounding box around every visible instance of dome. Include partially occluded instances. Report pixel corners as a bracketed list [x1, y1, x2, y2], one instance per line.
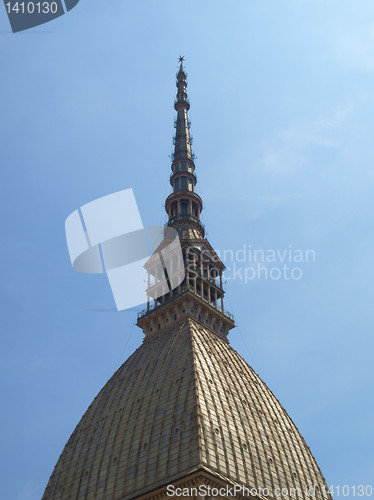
[43, 318, 330, 499]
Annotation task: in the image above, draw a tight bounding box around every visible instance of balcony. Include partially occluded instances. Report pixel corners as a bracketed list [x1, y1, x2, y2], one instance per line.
[170, 151, 196, 161]
[170, 169, 195, 178]
[165, 191, 202, 206]
[137, 284, 234, 323]
[167, 214, 204, 227]
[174, 97, 190, 106]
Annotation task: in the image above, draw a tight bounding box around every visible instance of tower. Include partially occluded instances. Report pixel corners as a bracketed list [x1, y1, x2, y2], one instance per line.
[43, 60, 332, 500]
[137, 58, 234, 341]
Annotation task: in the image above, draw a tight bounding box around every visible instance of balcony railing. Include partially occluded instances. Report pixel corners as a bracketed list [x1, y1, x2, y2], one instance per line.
[170, 151, 196, 161]
[174, 98, 190, 106]
[137, 285, 234, 323]
[170, 170, 196, 180]
[165, 191, 202, 205]
[168, 214, 201, 225]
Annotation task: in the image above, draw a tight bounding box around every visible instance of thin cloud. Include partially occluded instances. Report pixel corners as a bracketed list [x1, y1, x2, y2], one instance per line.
[333, 21, 374, 72]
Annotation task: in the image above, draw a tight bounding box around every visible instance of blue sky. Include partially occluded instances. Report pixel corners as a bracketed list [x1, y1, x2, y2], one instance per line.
[1, 1, 374, 499]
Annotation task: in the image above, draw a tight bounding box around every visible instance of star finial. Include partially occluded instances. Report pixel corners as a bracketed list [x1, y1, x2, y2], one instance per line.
[178, 56, 185, 64]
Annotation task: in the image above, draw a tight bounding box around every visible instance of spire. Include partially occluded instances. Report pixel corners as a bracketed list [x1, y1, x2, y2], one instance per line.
[173, 57, 193, 161]
[138, 57, 235, 339]
[165, 57, 204, 236]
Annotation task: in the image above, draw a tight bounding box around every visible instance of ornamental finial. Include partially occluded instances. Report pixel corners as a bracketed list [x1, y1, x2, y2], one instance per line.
[178, 55, 185, 64]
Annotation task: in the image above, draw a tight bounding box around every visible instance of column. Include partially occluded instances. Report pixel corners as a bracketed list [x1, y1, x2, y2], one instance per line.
[178, 256, 182, 292]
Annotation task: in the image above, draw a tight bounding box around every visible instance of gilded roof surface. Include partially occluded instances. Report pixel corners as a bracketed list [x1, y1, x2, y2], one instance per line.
[43, 318, 330, 499]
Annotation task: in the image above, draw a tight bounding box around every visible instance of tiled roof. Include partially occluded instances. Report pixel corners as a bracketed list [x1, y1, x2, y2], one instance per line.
[43, 318, 330, 499]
